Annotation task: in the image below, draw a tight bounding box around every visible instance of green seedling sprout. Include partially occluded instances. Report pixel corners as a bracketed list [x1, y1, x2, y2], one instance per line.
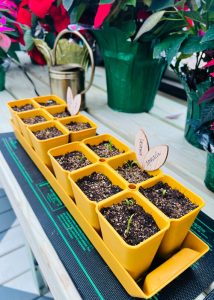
[125, 214, 135, 236]
[126, 160, 138, 169]
[124, 198, 134, 205]
[107, 140, 113, 151]
[162, 189, 167, 197]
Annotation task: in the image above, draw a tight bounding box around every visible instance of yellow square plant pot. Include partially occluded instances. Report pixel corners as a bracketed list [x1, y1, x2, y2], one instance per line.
[138, 174, 205, 258]
[96, 191, 170, 279]
[83, 134, 131, 162]
[7, 98, 39, 129]
[16, 109, 53, 146]
[27, 120, 69, 167]
[43, 105, 70, 119]
[48, 142, 98, 197]
[107, 152, 163, 187]
[58, 114, 97, 142]
[69, 163, 127, 231]
[33, 95, 66, 108]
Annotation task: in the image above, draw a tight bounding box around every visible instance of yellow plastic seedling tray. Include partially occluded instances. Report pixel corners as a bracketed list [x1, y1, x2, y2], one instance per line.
[69, 163, 128, 231]
[138, 175, 205, 258]
[12, 125, 209, 299]
[33, 95, 66, 107]
[7, 98, 39, 129]
[96, 191, 169, 279]
[48, 142, 98, 197]
[27, 120, 69, 168]
[107, 151, 163, 187]
[58, 114, 97, 142]
[83, 134, 131, 161]
[16, 108, 53, 146]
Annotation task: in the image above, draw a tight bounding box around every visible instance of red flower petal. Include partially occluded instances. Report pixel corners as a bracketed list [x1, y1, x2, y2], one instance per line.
[210, 72, 214, 77]
[203, 59, 214, 68]
[29, 0, 54, 18]
[28, 47, 46, 65]
[49, 4, 70, 33]
[94, 4, 113, 28]
[16, 0, 31, 27]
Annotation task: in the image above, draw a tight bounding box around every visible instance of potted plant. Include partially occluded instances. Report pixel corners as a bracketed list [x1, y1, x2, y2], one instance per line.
[69, 163, 127, 231]
[169, 1, 214, 148]
[107, 151, 162, 186]
[16, 108, 53, 145]
[195, 118, 214, 192]
[65, 0, 191, 113]
[58, 114, 97, 142]
[27, 120, 69, 167]
[96, 190, 169, 279]
[48, 142, 98, 197]
[7, 98, 40, 128]
[138, 174, 205, 258]
[83, 134, 130, 162]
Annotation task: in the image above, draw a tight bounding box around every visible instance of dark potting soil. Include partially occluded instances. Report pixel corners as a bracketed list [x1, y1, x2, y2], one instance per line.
[65, 121, 91, 132]
[33, 126, 63, 140]
[38, 99, 58, 106]
[22, 116, 46, 125]
[76, 172, 122, 202]
[87, 141, 123, 158]
[12, 104, 34, 112]
[53, 110, 71, 118]
[55, 151, 91, 171]
[116, 160, 152, 184]
[139, 182, 198, 219]
[101, 198, 159, 246]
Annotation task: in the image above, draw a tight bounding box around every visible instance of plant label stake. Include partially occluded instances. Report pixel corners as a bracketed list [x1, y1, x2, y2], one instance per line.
[135, 129, 169, 171]
[134, 129, 149, 166]
[67, 87, 81, 116]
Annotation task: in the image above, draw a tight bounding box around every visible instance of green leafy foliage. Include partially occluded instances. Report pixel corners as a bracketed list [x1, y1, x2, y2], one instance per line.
[201, 25, 214, 43]
[150, 0, 174, 10]
[180, 36, 214, 54]
[153, 34, 187, 64]
[24, 29, 34, 51]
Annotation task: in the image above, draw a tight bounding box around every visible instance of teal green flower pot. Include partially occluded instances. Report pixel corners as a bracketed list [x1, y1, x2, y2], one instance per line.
[93, 27, 166, 113]
[181, 80, 210, 149]
[205, 152, 214, 192]
[0, 65, 5, 91]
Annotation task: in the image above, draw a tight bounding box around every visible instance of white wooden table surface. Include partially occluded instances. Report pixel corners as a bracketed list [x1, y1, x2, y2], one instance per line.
[0, 52, 213, 300]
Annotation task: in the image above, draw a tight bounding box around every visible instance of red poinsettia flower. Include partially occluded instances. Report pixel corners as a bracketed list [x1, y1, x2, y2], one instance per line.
[49, 4, 70, 33]
[94, 3, 113, 28]
[29, 0, 54, 19]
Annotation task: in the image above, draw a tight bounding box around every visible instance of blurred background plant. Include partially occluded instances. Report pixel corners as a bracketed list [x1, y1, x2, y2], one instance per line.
[0, 0, 24, 90]
[16, 0, 70, 65]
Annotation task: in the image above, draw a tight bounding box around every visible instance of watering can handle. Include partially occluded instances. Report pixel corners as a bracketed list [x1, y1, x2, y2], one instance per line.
[53, 29, 95, 95]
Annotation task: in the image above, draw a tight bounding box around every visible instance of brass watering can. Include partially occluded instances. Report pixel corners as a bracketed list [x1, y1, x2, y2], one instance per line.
[35, 29, 95, 110]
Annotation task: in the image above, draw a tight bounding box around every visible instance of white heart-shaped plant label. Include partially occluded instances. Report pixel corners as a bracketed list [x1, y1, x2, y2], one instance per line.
[135, 129, 149, 167]
[67, 87, 81, 116]
[143, 145, 169, 171]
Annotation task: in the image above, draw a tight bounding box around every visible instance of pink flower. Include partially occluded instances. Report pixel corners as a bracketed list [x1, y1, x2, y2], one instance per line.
[0, 16, 14, 32]
[0, 0, 17, 17]
[198, 29, 205, 37]
[0, 32, 11, 52]
[203, 59, 214, 68]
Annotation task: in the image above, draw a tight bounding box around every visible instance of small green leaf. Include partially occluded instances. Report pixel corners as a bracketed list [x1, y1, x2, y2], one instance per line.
[125, 213, 135, 236]
[180, 36, 214, 54]
[24, 29, 34, 51]
[153, 34, 187, 64]
[150, 0, 174, 10]
[200, 25, 214, 43]
[62, 0, 74, 11]
[134, 10, 165, 41]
